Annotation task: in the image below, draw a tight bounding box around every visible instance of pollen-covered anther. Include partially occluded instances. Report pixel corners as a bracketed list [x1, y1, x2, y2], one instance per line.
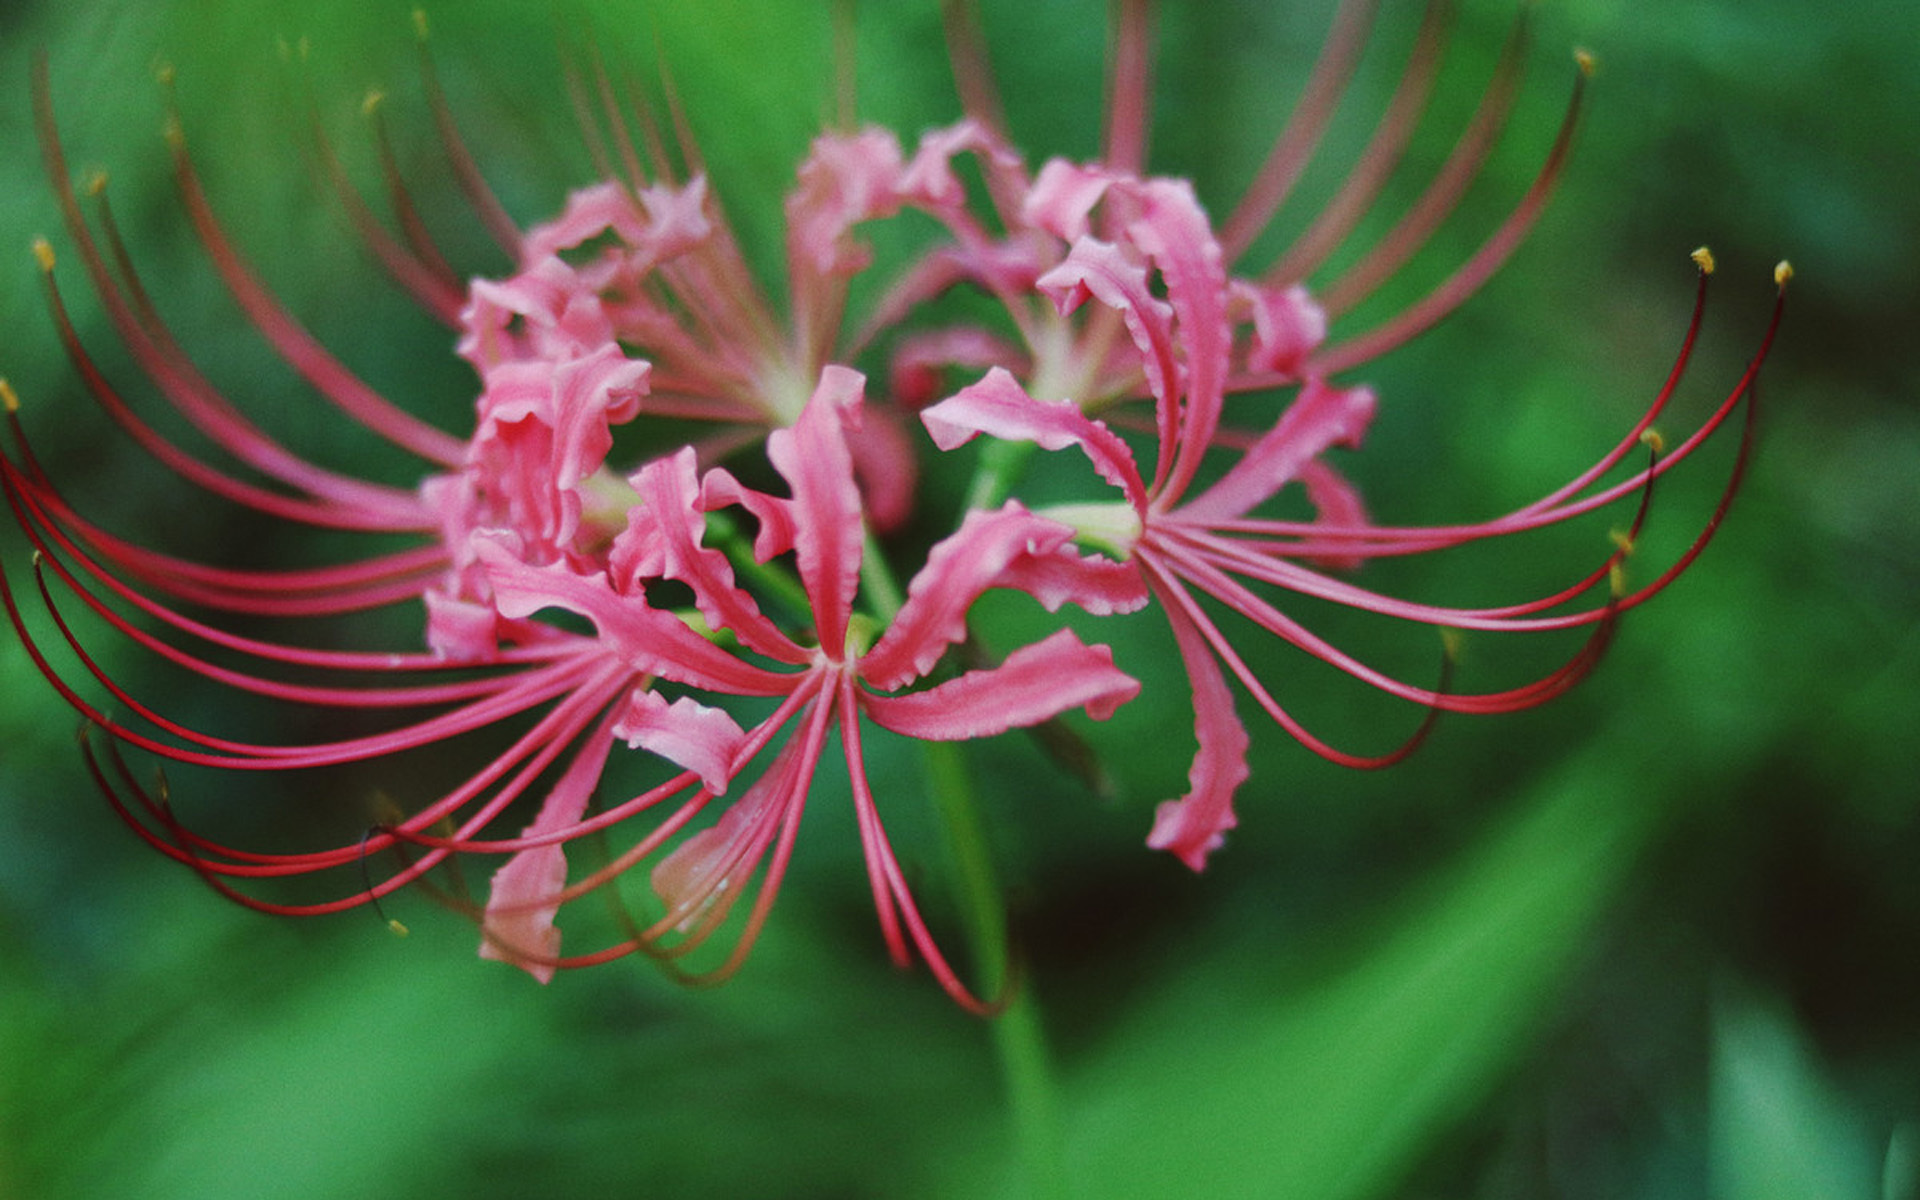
[412, 8, 430, 40]
[1775, 260, 1794, 288]
[1574, 48, 1598, 76]
[1691, 246, 1716, 275]
[152, 60, 176, 87]
[387, 918, 411, 938]
[1609, 528, 1636, 556]
[1639, 427, 1666, 455]
[1608, 560, 1629, 599]
[30, 237, 55, 272]
[1439, 627, 1465, 666]
[0, 377, 20, 415]
[84, 171, 107, 197]
[361, 89, 387, 118]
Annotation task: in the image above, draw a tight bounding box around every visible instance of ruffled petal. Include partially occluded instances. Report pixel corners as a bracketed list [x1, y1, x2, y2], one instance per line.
[1177, 377, 1377, 523]
[860, 504, 1074, 691]
[1037, 236, 1181, 420]
[479, 722, 618, 982]
[921, 367, 1148, 511]
[1121, 178, 1231, 501]
[864, 628, 1139, 740]
[1021, 158, 1115, 242]
[1144, 585, 1251, 872]
[612, 687, 748, 795]
[477, 539, 790, 696]
[765, 366, 868, 657]
[786, 129, 905, 277]
[613, 447, 806, 664]
[1235, 280, 1326, 379]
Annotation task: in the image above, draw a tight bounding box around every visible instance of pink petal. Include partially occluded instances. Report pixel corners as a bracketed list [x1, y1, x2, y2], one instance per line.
[897, 119, 1015, 210]
[700, 469, 799, 563]
[613, 448, 806, 665]
[1122, 179, 1232, 500]
[887, 326, 1027, 409]
[480, 723, 618, 982]
[864, 628, 1139, 740]
[1177, 377, 1377, 523]
[921, 367, 1147, 511]
[1144, 583, 1251, 872]
[1297, 458, 1373, 571]
[860, 504, 1075, 691]
[651, 729, 808, 934]
[765, 366, 867, 657]
[785, 129, 906, 277]
[477, 539, 790, 697]
[612, 687, 747, 795]
[1036, 237, 1181, 421]
[1235, 280, 1327, 379]
[521, 181, 652, 259]
[844, 405, 919, 534]
[1021, 159, 1115, 242]
[992, 540, 1150, 616]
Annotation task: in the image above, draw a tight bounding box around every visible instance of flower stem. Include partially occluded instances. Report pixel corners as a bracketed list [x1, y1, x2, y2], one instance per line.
[921, 738, 1067, 1200]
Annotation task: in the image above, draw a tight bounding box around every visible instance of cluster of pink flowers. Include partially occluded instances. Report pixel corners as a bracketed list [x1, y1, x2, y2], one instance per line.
[1, 6, 1783, 1008]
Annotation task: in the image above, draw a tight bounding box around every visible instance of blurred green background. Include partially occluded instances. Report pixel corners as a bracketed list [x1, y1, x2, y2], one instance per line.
[1, 2, 1915, 1197]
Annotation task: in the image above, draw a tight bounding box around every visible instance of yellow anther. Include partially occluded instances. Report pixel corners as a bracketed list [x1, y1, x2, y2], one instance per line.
[1609, 528, 1635, 556]
[153, 61, 176, 87]
[1774, 260, 1794, 288]
[387, 919, 411, 938]
[162, 115, 185, 150]
[1639, 428, 1666, 455]
[1609, 560, 1628, 598]
[84, 170, 108, 197]
[1574, 48, 1597, 76]
[412, 8, 431, 40]
[0, 378, 19, 415]
[1439, 627, 1464, 665]
[1691, 246, 1716, 275]
[31, 237, 55, 272]
[361, 89, 386, 118]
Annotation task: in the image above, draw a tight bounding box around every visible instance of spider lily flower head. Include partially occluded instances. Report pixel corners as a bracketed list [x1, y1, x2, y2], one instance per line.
[923, 185, 1788, 868]
[466, 368, 1140, 1008]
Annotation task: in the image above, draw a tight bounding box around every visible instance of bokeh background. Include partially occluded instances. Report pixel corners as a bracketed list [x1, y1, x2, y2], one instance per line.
[1, 1, 1915, 1197]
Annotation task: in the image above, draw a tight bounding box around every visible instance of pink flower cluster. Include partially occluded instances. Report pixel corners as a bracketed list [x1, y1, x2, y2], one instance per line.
[1, 8, 1783, 1008]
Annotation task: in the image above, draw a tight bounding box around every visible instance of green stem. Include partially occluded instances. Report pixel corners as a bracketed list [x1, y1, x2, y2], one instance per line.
[922, 739, 1067, 1200]
[964, 437, 1039, 513]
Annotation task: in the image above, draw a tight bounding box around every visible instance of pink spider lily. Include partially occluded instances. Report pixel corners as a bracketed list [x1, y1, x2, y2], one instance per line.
[873, 0, 1588, 421]
[460, 367, 1139, 1009]
[923, 170, 1788, 868]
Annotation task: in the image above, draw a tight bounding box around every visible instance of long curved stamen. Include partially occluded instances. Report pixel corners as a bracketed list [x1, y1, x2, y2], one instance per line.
[1310, 4, 1531, 312]
[1262, 0, 1454, 285]
[1218, 0, 1381, 260]
[1308, 49, 1591, 376]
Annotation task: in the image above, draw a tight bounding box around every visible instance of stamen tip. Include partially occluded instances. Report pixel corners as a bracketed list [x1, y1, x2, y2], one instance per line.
[30, 237, 56, 273]
[1774, 259, 1794, 288]
[153, 60, 176, 87]
[1609, 527, 1636, 556]
[361, 88, 386, 118]
[412, 8, 430, 41]
[162, 115, 185, 150]
[84, 170, 108, 197]
[387, 918, 411, 938]
[1691, 245, 1716, 275]
[1608, 560, 1629, 598]
[1639, 427, 1666, 454]
[0, 378, 19, 415]
[1439, 627, 1464, 664]
[1574, 48, 1597, 76]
